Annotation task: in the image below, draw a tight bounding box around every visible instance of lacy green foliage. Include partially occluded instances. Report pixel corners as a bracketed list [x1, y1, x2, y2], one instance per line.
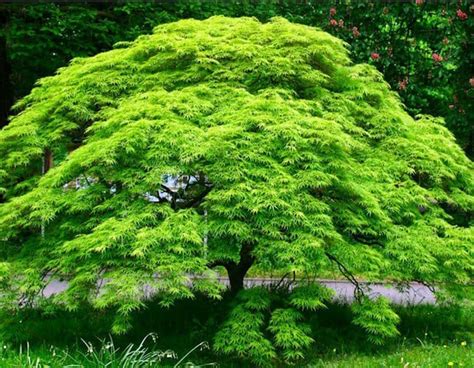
[214, 286, 323, 366]
[2, 1, 472, 156]
[0, 16, 473, 364]
[352, 297, 400, 345]
[289, 283, 334, 311]
[268, 308, 313, 362]
[214, 288, 276, 367]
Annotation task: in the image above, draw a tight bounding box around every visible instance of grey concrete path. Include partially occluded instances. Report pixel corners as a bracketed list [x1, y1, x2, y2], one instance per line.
[42, 277, 436, 305]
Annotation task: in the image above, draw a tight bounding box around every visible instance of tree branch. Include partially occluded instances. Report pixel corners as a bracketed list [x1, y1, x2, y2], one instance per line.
[351, 234, 385, 248]
[207, 259, 234, 269]
[325, 252, 364, 300]
[186, 184, 213, 208]
[272, 272, 291, 290]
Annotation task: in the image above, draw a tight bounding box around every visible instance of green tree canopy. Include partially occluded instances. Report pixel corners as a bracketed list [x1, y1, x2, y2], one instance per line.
[2, 2, 473, 156]
[0, 17, 472, 365]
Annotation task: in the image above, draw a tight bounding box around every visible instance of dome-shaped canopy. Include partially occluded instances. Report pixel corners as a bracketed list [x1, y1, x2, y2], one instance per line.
[0, 17, 472, 348]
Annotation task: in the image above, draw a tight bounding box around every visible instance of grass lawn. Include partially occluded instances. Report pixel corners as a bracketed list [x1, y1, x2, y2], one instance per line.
[0, 299, 471, 367]
[0, 342, 472, 367]
[310, 344, 473, 367]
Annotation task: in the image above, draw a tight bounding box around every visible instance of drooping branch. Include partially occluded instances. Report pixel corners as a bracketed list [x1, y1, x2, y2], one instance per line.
[272, 272, 291, 290]
[414, 279, 436, 294]
[325, 252, 364, 300]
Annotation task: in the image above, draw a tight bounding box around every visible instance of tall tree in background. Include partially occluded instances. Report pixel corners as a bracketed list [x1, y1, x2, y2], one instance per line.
[0, 17, 472, 366]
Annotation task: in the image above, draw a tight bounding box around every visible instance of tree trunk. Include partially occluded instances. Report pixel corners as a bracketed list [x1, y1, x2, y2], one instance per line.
[226, 264, 246, 293]
[44, 149, 53, 173]
[225, 242, 254, 294]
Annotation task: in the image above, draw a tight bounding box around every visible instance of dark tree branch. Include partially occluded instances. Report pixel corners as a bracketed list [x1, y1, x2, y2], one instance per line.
[160, 184, 177, 209]
[351, 234, 385, 248]
[186, 184, 213, 208]
[158, 177, 212, 210]
[273, 272, 291, 290]
[414, 279, 436, 294]
[207, 259, 233, 269]
[160, 184, 174, 195]
[325, 252, 364, 300]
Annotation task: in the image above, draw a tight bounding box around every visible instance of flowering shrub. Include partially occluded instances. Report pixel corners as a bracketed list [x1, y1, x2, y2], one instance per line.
[432, 53, 444, 62]
[456, 9, 468, 20]
[315, 1, 473, 157]
[371, 52, 380, 60]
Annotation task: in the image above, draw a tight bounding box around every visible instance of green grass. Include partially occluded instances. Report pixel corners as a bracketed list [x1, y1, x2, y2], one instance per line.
[0, 298, 472, 367]
[310, 344, 473, 367]
[0, 342, 471, 367]
[0, 337, 216, 367]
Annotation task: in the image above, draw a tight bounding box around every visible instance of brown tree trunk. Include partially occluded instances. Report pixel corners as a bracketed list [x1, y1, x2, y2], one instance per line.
[224, 242, 254, 294]
[44, 149, 53, 173]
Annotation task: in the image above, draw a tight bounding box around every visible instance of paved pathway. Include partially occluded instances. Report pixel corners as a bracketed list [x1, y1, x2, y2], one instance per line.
[42, 277, 436, 305]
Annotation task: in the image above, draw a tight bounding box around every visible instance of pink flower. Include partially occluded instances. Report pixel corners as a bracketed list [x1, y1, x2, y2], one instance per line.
[371, 52, 380, 60]
[352, 26, 360, 38]
[398, 77, 408, 91]
[338, 19, 344, 27]
[470, 78, 474, 87]
[432, 53, 443, 62]
[330, 7, 337, 16]
[456, 9, 468, 20]
[416, 0, 424, 5]
[329, 19, 338, 27]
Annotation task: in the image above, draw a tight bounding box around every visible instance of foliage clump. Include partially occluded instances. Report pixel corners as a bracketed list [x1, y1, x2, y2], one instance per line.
[0, 16, 473, 366]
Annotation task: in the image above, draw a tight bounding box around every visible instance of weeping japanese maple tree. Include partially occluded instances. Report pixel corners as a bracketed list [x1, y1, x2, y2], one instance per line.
[0, 17, 472, 365]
